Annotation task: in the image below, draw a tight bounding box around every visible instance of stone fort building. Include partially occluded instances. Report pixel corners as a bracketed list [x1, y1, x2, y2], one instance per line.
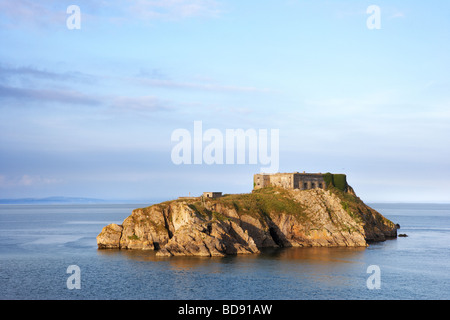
[203, 192, 222, 199]
[253, 172, 327, 191]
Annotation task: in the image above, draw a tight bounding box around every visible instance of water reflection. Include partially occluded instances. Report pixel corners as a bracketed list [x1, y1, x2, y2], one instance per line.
[97, 247, 370, 298]
[262, 246, 366, 262]
[97, 246, 367, 270]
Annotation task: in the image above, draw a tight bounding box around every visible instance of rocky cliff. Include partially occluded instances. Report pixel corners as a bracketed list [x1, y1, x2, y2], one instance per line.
[97, 186, 397, 257]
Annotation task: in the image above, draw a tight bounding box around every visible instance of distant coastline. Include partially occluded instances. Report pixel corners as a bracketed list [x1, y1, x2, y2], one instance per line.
[0, 197, 158, 205]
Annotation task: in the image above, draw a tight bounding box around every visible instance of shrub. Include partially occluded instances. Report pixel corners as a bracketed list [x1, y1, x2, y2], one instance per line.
[128, 234, 139, 240]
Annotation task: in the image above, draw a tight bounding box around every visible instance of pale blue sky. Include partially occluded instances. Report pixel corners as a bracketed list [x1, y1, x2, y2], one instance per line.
[0, 0, 449, 202]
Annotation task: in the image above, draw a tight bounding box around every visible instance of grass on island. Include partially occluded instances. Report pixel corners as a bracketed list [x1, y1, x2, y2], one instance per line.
[135, 177, 394, 231]
[216, 187, 308, 225]
[157, 186, 310, 227]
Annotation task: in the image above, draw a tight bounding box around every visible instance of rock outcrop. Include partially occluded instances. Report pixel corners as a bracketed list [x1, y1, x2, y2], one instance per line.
[97, 186, 397, 256]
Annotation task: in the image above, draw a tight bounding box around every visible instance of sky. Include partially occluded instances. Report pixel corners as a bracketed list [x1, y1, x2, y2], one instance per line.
[0, 0, 449, 203]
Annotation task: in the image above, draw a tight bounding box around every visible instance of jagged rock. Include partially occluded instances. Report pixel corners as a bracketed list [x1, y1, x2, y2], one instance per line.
[97, 223, 123, 249]
[157, 220, 259, 257]
[97, 186, 397, 256]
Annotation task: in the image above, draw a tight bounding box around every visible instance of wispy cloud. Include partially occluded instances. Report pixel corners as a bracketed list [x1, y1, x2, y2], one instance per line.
[0, 0, 64, 28]
[0, 0, 223, 28]
[110, 95, 171, 112]
[0, 83, 174, 115]
[0, 64, 95, 85]
[0, 64, 166, 111]
[134, 77, 270, 93]
[0, 174, 62, 187]
[135, 67, 169, 80]
[131, 65, 269, 93]
[126, 0, 222, 20]
[0, 84, 101, 106]
[0, 63, 269, 116]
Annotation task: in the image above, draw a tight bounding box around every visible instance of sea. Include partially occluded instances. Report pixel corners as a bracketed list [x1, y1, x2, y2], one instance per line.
[0, 202, 449, 300]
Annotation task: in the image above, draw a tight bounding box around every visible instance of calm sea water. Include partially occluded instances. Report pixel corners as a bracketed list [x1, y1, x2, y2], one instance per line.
[0, 203, 449, 300]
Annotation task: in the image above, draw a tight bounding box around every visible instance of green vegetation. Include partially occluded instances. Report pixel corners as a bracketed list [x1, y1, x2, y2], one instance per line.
[186, 203, 231, 222]
[134, 181, 395, 239]
[187, 203, 210, 217]
[328, 185, 363, 220]
[330, 186, 394, 228]
[340, 200, 362, 224]
[215, 187, 308, 225]
[341, 201, 349, 211]
[211, 210, 231, 222]
[128, 234, 139, 240]
[322, 173, 348, 191]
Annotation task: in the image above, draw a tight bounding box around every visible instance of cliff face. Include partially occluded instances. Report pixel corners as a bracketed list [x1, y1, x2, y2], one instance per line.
[97, 187, 397, 257]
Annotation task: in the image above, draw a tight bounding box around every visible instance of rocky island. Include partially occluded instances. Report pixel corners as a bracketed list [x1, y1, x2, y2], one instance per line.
[97, 172, 398, 257]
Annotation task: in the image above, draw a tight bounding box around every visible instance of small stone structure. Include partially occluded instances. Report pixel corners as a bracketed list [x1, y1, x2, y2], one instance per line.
[254, 172, 326, 190]
[203, 192, 223, 199]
